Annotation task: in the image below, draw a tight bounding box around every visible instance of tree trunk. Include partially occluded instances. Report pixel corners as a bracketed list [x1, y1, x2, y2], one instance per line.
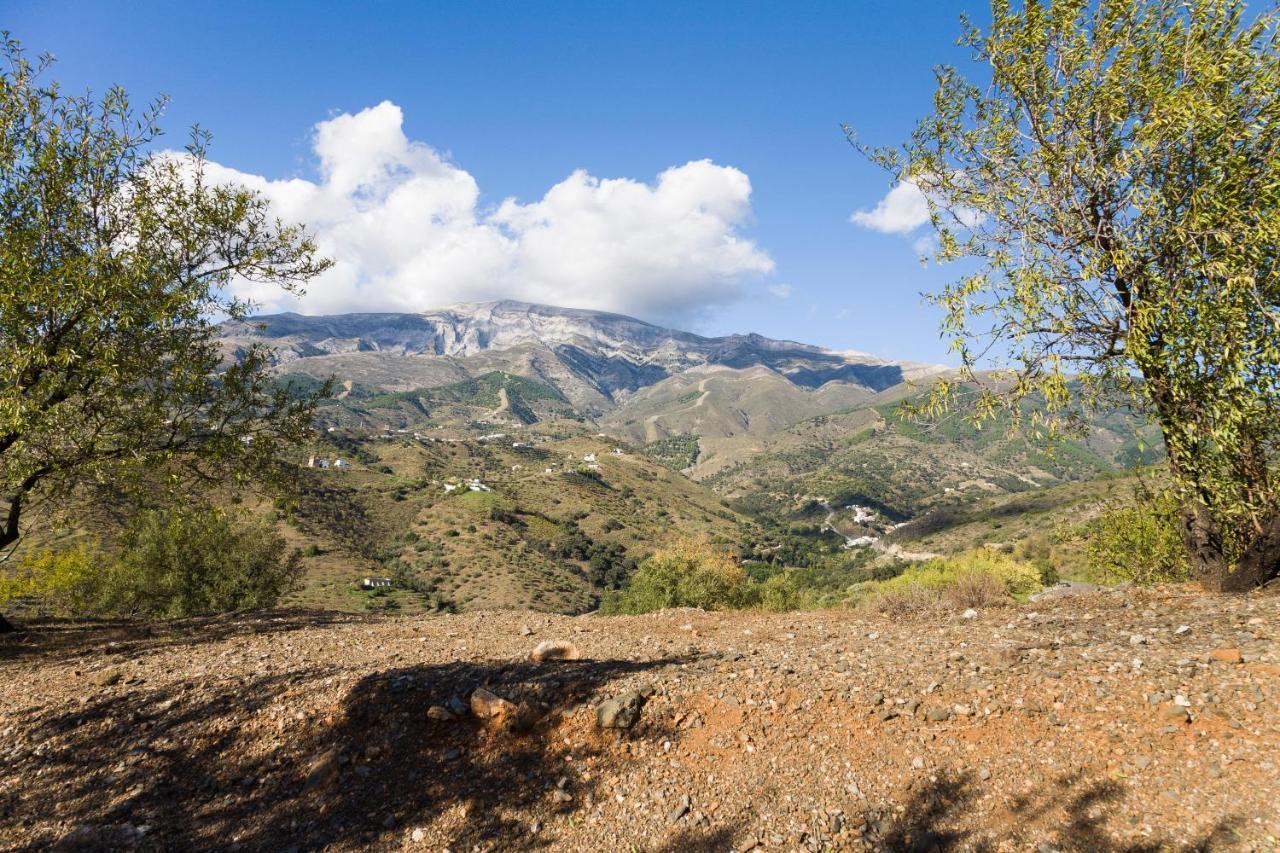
[1183, 503, 1280, 592]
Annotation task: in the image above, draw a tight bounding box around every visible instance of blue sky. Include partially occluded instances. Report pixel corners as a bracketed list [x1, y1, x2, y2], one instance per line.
[8, 0, 977, 364]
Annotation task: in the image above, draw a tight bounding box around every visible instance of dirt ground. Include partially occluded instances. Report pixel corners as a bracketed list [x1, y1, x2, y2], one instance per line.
[2, 585, 1278, 851]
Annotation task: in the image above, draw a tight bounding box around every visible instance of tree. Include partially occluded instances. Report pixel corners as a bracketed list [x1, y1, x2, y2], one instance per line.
[0, 38, 330, 630]
[862, 0, 1280, 590]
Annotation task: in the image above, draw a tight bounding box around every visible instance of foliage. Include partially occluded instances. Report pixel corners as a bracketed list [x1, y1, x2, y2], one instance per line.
[856, 548, 1042, 614]
[861, 0, 1280, 589]
[1, 507, 302, 618]
[602, 539, 754, 614]
[642, 435, 701, 471]
[96, 507, 303, 618]
[0, 544, 102, 617]
[0, 37, 329, 571]
[1084, 488, 1190, 584]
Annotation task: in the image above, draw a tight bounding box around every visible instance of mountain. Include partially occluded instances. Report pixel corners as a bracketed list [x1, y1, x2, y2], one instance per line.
[218, 301, 947, 417]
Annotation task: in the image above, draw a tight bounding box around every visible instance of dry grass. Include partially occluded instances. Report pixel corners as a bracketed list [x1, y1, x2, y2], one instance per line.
[942, 571, 1009, 609]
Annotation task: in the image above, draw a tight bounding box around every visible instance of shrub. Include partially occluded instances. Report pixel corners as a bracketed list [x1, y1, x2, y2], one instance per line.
[0, 545, 103, 617]
[941, 570, 1007, 609]
[1084, 488, 1188, 584]
[602, 539, 753, 614]
[856, 548, 1041, 614]
[865, 584, 942, 617]
[757, 572, 810, 612]
[98, 507, 303, 617]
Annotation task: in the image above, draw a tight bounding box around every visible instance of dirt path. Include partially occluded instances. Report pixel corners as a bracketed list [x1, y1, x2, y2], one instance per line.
[643, 377, 712, 443]
[3, 588, 1277, 851]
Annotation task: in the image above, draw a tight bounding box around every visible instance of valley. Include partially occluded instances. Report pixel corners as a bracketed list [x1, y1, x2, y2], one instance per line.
[211, 301, 1160, 614]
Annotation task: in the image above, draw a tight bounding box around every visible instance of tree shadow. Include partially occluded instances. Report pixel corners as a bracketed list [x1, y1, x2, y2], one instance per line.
[0, 608, 369, 662]
[3, 651, 694, 851]
[869, 769, 1241, 853]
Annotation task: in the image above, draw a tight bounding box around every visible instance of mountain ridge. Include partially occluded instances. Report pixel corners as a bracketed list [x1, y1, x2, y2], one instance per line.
[218, 300, 948, 408]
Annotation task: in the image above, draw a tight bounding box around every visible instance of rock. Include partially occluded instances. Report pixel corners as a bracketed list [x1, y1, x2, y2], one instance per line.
[737, 836, 760, 852]
[426, 705, 457, 722]
[520, 625, 534, 636]
[530, 640, 581, 663]
[1161, 705, 1191, 723]
[597, 690, 646, 729]
[470, 688, 518, 724]
[667, 794, 691, 824]
[94, 669, 122, 687]
[1174, 625, 1191, 635]
[411, 828, 425, 842]
[1134, 755, 1152, 770]
[446, 695, 469, 717]
[962, 609, 978, 619]
[978, 767, 991, 781]
[925, 706, 951, 722]
[302, 749, 338, 792]
[1210, 648, 1243, 664]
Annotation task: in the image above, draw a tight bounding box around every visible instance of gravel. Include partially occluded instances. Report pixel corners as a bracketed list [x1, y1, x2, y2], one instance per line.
[1, 586, 1278, 851]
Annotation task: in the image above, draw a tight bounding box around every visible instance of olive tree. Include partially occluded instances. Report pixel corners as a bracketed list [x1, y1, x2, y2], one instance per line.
[863, 0, 1280, 590]
[0, 38, 330, 629]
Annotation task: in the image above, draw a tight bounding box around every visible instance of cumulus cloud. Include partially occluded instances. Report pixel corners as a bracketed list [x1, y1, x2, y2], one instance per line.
[198, 101, 774, 323]
[849, 180, 930, 234]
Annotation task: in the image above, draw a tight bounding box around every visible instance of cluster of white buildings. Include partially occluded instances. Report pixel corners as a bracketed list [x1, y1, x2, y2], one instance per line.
[443, 478, 492, 494]
[307, 456, 350, 470]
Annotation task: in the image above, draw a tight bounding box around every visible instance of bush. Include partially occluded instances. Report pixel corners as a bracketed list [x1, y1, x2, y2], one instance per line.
[865, 583, 942, 617]
[941, 570, 1008, 609]
[98, 507, 303, 617]
[602, 539, 753, 614]
[0, 545, 103, 617]
[855, 548, 1042, 615]
[1084, 488, 1188, 585]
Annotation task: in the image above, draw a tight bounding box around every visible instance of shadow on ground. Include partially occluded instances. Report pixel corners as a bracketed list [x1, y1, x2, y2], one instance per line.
[0, 609, 369, 662]
[3, 647, 691, 851]
[871, 769, 1240, 853]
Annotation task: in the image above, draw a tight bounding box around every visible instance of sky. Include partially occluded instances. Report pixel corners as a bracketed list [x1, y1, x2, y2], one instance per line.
[7, 0, 978, 364]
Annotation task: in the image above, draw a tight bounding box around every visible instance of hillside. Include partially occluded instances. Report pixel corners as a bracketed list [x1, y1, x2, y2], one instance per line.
[3, 586, 1277, 851]
[703, 385, 1158, 527]
[279, 429, 744, 615]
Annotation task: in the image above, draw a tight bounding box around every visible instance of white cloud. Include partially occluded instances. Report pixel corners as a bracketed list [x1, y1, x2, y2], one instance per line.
[767, 283, 792, 299]
[850, 180, 930, 235]
[198, 101, 774, 323]
[911, 235, 937, 257]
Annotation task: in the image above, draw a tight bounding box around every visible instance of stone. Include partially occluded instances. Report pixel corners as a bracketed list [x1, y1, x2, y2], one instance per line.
[531, 640, 581, 663]
[962, 609, 978, 619]
[1209, 648, 1243, 664]
[302, 749, 338, 792]
[667, 795, 690, 824]
[446, 695, 468, 717]
[411, 828, 425, 843]
[470, 688, 518, 725]
[925, 706, 951, 722]
[597, 690, 646, 729]
[426, 705, 457, 722]
[1161, 705, 1191, 723]
[94, 669, 122, 687]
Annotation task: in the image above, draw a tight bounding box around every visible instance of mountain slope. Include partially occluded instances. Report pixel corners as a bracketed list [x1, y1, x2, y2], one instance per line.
[219, 301, 946, 417]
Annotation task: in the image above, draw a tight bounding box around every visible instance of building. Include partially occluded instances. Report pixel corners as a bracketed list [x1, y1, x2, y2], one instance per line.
[361, 577, 393, 590]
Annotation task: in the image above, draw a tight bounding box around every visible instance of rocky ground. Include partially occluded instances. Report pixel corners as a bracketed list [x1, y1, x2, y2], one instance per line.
[2, 586, 1278, 852]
